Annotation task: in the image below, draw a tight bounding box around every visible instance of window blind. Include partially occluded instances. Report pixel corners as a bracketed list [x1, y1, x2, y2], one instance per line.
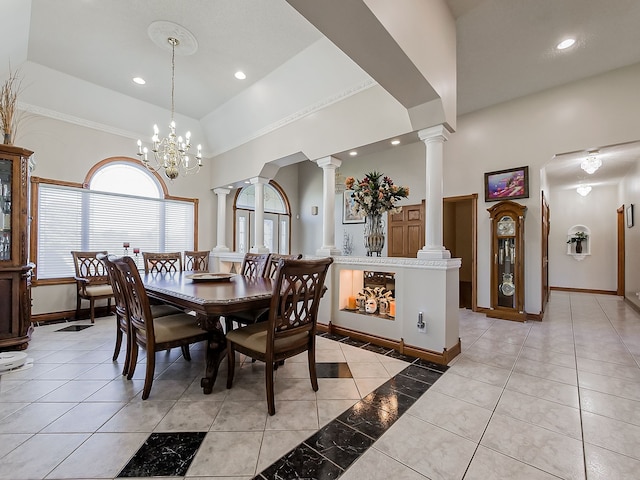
[36, 183, 194, 279]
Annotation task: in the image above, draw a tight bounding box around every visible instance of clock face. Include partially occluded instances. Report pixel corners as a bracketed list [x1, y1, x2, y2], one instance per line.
[497, 216, 515, 236]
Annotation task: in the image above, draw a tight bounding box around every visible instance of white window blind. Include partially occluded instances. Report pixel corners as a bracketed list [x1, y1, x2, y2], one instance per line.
[36, 183, 194, 279]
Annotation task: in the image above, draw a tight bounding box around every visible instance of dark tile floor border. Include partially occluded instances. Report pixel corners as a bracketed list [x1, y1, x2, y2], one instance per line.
[117, 331, 448, 479]
[254, 332, 448, 479]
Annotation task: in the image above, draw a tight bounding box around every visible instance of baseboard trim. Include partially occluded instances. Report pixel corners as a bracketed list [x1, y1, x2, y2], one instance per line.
[550, 286, 618, 295]
[31, 306, 113, 324]
[476, 306, 541, 322]
[317, 322, 460, 365]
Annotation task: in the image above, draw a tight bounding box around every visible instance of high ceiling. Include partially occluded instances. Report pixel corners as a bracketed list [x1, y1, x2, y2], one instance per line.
[5, 0, 640, 187]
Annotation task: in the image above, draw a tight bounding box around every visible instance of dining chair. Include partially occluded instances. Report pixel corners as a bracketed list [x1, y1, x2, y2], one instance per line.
[112, 255, 212, 400]
[264, 253, 303, 279]
[184, 250, 210, 271]
[71, 250, 114, 323]
[225, 253, 304, 336]
[226, 257, 333, 415]
[142, 251, 182, 274]
[99, 254, 184, 376]
[223, 252, 271, 333]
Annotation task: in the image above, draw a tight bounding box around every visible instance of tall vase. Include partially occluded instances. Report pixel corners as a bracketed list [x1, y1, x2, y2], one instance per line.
[575, 239, 582, 254]
[364, 214, 385, 257]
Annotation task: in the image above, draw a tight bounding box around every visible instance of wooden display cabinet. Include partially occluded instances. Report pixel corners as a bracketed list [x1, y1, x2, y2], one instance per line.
[487, 200, 527, 322]
[0, 144, 34, 350]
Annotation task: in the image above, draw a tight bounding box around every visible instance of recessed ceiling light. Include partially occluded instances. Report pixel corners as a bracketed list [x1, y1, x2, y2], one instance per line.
[244, 180, 250, 184]
[349, 151, 358, 156]
[227, 185, 234, 189]
[234, 71, 246, 80]
[133, 77, 146, 85]
[557, 38, 576, 50]
[391, 139, 400, 146]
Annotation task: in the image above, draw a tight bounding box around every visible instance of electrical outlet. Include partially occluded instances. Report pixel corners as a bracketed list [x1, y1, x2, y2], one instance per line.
[417, 312, 426, 333]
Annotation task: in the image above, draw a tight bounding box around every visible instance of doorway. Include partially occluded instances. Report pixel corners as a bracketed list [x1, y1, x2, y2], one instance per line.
[443, 194, 478, 310]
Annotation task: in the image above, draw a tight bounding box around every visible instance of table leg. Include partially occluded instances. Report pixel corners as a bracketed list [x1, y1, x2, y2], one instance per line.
[197, 314, 227, 394]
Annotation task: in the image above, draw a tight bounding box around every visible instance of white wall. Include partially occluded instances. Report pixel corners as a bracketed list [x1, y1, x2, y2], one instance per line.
[296, 62, 640, 316]
[621, 159, 640, 309]
[297, 142, 427, 257]
[446, 62, 640, 314]
[549, 184, 618, 291]
[15, 114, 216, 315]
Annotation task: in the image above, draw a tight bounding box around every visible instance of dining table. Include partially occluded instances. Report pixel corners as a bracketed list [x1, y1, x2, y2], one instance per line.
[142, 271, 274, 394]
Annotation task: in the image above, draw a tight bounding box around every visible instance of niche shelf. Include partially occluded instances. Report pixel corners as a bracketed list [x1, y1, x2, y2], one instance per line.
[566, 224, 591, 261]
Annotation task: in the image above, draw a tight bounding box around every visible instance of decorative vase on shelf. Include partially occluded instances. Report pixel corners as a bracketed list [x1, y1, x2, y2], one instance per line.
[3, 133, 11, 145]
[575, 239, 583, 254]
[364, 214, 385, 257]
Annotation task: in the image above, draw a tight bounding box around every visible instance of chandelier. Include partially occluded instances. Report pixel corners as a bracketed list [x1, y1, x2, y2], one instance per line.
[137, 36, 201, 180]
[580, 152, 601, 175]
[576, 185, 592, 196]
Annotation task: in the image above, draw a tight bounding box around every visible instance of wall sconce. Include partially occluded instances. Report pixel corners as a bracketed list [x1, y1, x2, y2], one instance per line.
[311, 206, 318, 215]
[576, 185, 592, 196]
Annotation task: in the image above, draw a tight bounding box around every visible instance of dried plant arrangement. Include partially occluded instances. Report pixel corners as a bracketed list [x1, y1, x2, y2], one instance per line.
[0, 66, 22, 144]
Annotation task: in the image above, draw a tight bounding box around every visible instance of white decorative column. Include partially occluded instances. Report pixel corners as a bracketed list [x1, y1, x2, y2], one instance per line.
[418, 125, 451, 259]
[212, 188, 230, 252]
[250, 177, 270, 253]
[315, 156, 342, 256]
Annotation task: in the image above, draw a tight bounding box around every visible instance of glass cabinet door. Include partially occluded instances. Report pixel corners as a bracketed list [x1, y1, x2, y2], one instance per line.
[0, 158, 11, 261]
[496, 216, 516, 308]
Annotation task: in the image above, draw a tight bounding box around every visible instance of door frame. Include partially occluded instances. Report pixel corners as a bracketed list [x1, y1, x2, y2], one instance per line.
[617, 205, 625, 296]
[443, 194, 478, 311]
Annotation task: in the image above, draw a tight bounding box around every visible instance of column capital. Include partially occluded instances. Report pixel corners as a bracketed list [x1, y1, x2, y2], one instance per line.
[315, 156, 342, 169]
[249, 176, 270, 185]
[418, 125, 451, 144]
[213, 187, 231, 196]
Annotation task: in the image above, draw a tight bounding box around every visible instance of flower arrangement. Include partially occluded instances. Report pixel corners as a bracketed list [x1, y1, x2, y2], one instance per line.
[566, 231, 588, 244]
[345, 171, 409, 217]
[0, 66, 22, 144]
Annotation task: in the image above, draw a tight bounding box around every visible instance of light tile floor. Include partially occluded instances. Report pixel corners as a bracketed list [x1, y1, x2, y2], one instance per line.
[1, 291, 640, 479]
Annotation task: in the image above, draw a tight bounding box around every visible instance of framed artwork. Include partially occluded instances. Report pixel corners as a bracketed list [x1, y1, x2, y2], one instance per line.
[343, 190, 365, 224]
[627, 204, 634, 228]
[484, 166, 529, 202]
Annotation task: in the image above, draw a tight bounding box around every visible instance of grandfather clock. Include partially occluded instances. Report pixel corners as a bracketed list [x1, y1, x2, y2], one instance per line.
[487, 200, 526, 322]
[0, 144, 35, 350]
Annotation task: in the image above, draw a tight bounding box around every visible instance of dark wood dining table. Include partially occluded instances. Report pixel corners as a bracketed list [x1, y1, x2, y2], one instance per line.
[143, 271, 274, 394]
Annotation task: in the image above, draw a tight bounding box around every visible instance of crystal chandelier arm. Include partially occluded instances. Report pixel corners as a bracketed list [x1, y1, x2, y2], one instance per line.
[135, 35, 202, 180]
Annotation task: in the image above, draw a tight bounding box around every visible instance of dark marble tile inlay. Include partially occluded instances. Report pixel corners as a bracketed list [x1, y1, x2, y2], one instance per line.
[384, 372, 432, 399]
[361, 344, 393, 355]
[256, 442, 343, 480]
[320, 333, 350, 343]
[359, 385, 416, 417]
[414, 357, 449, 373]
[340, 337, 369, 348]
[304, 420, 374, 469]
[337, 400, 400, 440]
[384, 350, 418, 362]
[118, 432, 206, 477]
[55, 324, 93, 332]
[316, 362, 353, 378]
[400, 364, 445, 385]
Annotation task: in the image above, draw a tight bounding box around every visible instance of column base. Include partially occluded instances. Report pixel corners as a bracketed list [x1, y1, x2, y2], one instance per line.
[211, 246, 230, 252]
[417, 246, 452, 259]
[316, 247, 341, 257]
[250, 246, 270, 254]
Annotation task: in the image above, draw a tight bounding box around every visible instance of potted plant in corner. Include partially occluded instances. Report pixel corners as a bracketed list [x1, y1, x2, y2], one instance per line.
[567, 231, 588, 254]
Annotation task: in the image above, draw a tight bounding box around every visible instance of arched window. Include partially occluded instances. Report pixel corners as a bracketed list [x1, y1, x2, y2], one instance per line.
[33, 158, 197, 280]
[234, 181, 291, 254]
[89, 160, 162, 198]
